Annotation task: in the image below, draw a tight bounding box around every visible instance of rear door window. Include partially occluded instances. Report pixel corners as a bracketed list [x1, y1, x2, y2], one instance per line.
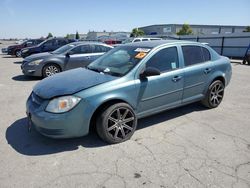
[94, 45, 112, 53]
[70, 45, 91, 54]
[182, 46, 204, 66]
[58, 40, 67, 46]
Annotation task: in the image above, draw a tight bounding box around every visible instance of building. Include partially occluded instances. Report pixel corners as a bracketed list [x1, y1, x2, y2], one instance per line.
[86, 31, 130, 41]
[139, 24, 247, 36]
[67, 33, 87, 40]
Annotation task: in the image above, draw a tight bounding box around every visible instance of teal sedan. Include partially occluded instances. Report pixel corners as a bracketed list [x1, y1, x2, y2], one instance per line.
[26, 40, 232, 144]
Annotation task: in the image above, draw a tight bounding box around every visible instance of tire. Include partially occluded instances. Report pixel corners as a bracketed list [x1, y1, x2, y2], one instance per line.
[96, 103, 137, 144]
[15, 50, 21, 57]
[42, 64, 61, 78]
[201, 80, 225, 108]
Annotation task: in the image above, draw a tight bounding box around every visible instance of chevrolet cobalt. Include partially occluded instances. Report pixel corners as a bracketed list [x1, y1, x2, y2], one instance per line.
[26, 40, 232, 144]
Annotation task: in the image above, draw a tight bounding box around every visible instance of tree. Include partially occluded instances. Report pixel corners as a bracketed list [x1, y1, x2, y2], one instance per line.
[176, 24, 193, 35]
[75, 31, 80, 40]
[130, 28, 145, 37]
[65, 34, 70, 39]
[46, 32, 53, 39]
[243, 26, 250, 32]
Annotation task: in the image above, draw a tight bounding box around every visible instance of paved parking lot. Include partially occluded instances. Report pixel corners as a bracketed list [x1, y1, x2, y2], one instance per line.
[0, 42, 250, 188]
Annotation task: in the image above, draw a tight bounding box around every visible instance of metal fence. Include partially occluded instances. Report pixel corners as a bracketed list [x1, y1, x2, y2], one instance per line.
[148, 33, 250, 58]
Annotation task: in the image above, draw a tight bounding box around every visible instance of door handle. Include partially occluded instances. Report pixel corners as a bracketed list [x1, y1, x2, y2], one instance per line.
[204, 68, 212, 74]
[86, 56, 91, 59]
[172, 75, 182, 82]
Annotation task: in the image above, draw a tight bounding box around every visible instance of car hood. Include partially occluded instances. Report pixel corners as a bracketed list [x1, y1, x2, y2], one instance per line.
[33, 68, 117, 99]
[8, 44, 20, 49]
[24, 52, 52, 61]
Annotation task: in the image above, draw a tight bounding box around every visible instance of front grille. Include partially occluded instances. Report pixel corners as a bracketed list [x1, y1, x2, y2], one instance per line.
[31, 92, 44, 105]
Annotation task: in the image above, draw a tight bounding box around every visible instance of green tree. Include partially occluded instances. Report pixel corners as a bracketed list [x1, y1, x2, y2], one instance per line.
[176, 24, 193, 35]
[130, 28, 145, 37]
[243, 26, 250, 32]
[75, 31, 80, 40]
[65, 34, 70, 39]
[46, 32, 53, 39]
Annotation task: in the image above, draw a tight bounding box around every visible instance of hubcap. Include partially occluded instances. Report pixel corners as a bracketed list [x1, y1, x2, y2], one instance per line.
[210, 82, 224, 106]
[45, 66, 59, 77]
[16, 51, 21, 57]
[107, 107, 135, 140]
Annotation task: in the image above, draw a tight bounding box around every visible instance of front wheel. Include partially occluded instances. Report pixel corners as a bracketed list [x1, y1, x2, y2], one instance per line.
[96, 103, 137, 144]
[15, 50, 21, 57]
[42, 64, 61, 78]
[201, 80, 225, 108]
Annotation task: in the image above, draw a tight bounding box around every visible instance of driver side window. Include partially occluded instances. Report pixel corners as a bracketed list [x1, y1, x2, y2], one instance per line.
[146, 47, 179, 73]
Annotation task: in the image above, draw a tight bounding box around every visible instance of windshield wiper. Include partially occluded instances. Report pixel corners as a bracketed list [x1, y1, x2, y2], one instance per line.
[103, 71, 122, 77]
[86, 66, 102, 73]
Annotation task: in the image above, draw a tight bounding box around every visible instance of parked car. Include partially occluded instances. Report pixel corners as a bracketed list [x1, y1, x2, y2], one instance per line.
[122, 37, 162, 44]
[15, 39, 26, 44]
[21, 42, 113, 77]
[242, 43, 250, 65]
[21, 38, 76, 58]
[104, 39, 122, 46]
[26, 40, 232, 144]
[6, 39, 44, 57]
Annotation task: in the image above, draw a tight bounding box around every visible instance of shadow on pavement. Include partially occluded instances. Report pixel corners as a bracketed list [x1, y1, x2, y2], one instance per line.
[12, 75, 41, 81]
[6, 118, 107, 156]
[2, 56, 17, 58]
[13, 61, 23, 64]
[6, 103, 207, 156]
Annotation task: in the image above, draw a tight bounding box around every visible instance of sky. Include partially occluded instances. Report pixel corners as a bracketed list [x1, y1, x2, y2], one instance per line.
[0, 0, 249, 39]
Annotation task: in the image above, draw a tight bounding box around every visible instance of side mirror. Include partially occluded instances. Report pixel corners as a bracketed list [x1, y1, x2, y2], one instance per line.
[66, 51, 73, 57]
[65, 52, 70, 57]
[140, 67, 161, 79]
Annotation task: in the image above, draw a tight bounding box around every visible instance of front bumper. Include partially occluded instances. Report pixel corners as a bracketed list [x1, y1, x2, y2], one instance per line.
[21, 63, 42, 77]
[26, 93, 92, 138]
[1, 48, 8, 53]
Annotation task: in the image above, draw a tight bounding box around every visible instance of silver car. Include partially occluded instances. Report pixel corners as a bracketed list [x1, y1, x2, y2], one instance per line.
[21, 42, 113, 78]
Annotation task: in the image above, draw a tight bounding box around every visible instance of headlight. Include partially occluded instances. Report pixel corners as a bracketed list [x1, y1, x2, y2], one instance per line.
[45, 96, 81, 113]
[28, 59, 43, 66]
[22, 49, 29, 53]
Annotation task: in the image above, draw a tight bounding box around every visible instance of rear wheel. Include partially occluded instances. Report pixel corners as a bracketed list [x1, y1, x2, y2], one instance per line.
[42, 64, 61, 78]
[15, 50, 21, 57]
[96, 103, 137, 144]
[201, 80, 225, 108]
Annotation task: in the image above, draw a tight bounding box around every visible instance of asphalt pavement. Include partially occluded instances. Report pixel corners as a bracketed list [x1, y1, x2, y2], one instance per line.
[0, 41, 249, 188]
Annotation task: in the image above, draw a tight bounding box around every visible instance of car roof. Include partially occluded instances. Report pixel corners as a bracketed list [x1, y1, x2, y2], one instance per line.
[69, 41, 112, 46]
[123, 39, 200, 48]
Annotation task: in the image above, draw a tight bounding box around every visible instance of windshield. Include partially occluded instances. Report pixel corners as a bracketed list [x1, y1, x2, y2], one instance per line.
[87, 46, 152, 77]
[51, 43, 77, 54]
